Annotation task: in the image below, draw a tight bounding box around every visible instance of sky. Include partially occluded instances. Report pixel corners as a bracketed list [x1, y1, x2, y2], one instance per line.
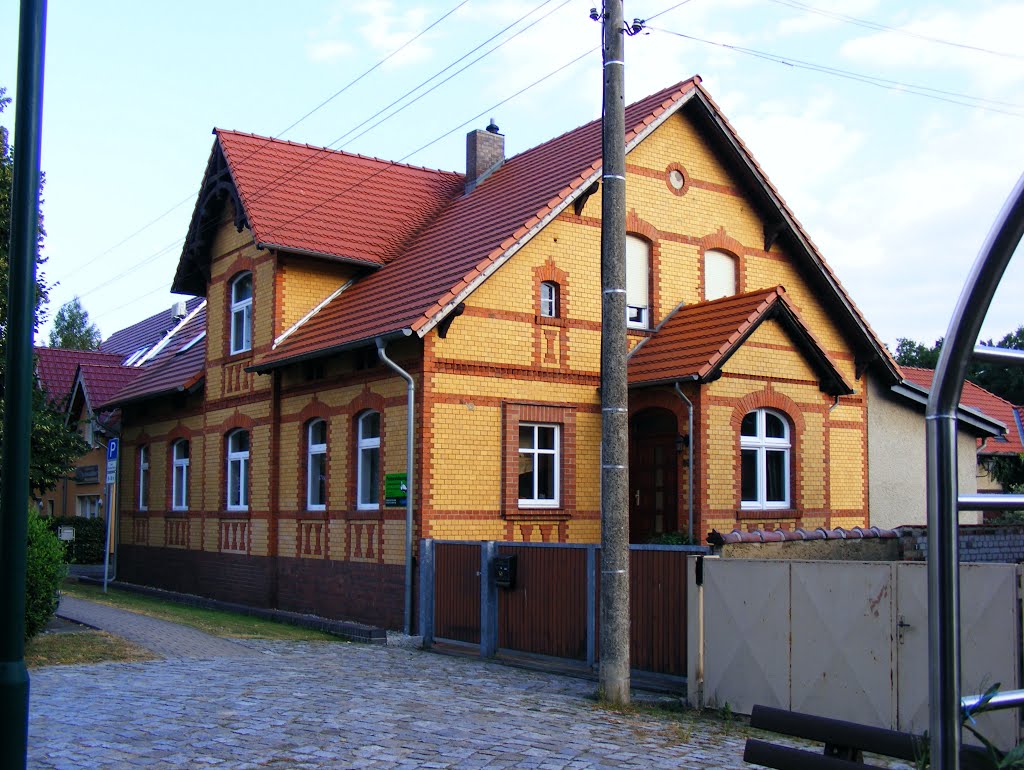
[2, 0, 1022, 352]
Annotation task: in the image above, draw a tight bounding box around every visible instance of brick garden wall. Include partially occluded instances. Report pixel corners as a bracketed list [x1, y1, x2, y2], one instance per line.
[899, 525, 1024, 563]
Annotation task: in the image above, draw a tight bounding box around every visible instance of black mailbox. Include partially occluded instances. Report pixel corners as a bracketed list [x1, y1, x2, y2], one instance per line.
[494, 554, 517, 589]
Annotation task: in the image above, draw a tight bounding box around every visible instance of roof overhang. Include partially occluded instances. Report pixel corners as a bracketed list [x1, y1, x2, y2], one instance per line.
[892, 381, 1006, 437]
[247, 328, 413, 374]
[100, 377, 205, 411]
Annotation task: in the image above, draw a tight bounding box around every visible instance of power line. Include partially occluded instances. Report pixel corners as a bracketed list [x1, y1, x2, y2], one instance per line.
[258, 45, 599, 244]
[649, 26, 1024, 117]
[764, 0, 1024, 61]
[69, 0, 471, 276]
[245, 0, 569, 208]
[68, 1, 573, 303]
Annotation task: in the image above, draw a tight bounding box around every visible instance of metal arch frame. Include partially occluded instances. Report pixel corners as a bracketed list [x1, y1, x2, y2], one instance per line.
[926, 171, 1024, 770]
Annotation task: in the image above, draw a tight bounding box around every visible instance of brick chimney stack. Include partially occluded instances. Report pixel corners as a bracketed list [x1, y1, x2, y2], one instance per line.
[465, 119, 504, 193]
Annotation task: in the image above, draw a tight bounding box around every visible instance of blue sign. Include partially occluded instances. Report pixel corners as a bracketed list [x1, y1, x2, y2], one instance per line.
[107, 438, 119, 462]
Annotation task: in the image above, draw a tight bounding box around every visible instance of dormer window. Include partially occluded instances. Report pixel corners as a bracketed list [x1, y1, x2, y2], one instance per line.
[540, 281, 559, 318]
[626, 235, 650, 328]
[230, 272, 253, 354]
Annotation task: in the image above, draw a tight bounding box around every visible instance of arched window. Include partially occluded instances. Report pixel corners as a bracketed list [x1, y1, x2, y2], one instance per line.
[357, 412, 381, 510]
[226, 429, 250, 511]
[229, 272, 253, 354]
[138, 445, 150, 511]
[540, 281, 559, 318]
[740, 409, 790, 509]
[704, 249, 737, 301]
[171, 439, 190, 511]
[307, 419, 327, 510]
[625, 235, 650, 328]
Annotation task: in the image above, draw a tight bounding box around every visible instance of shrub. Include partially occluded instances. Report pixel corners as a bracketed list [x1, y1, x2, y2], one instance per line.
[45, 515, 105, 563]
[26, 505, 67, 639]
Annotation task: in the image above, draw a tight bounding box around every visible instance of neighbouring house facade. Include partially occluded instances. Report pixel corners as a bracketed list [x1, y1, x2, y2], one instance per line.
[100, 77, 905, 629]
[35, 347, 130, 519]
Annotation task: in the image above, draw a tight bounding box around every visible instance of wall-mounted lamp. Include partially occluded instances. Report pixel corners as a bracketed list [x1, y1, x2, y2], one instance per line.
[675, 434, 689, 453]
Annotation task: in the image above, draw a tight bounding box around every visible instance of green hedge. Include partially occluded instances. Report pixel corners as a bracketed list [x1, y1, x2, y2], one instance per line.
[45, 515, 106, 564]
[26, 506, 67, 639]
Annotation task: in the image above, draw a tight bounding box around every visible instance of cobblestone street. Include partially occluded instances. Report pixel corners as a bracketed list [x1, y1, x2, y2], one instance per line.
[30, 599, 752, 769]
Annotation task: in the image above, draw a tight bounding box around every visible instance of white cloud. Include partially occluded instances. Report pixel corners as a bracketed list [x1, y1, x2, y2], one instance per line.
[306, 39, 354, 63]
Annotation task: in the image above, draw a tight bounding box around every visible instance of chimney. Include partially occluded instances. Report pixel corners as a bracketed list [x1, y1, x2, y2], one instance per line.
[465, 118, 504, 193]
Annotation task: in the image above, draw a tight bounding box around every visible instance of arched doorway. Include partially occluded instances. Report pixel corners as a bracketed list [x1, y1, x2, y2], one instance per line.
[629, 407, 679, 543]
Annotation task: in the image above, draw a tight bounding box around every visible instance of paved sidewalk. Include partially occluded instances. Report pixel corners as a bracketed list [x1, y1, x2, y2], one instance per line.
[57, 595, 252, 659]
[31, 597, 767, 769]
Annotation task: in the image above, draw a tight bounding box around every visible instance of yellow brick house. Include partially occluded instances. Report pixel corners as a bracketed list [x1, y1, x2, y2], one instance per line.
[102, 77, 900, 629]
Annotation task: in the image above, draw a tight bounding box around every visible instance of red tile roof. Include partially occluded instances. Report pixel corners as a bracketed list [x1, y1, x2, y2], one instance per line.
[628, 286, 852, 394]
[76, 364, 142, 409]
[216, 131, 464, 267]
[100, 297, 204, 361]
[250, 79, 703, 370]
[100, 306, 207, 408]
[34, 347, 123, 407]
[900, 367, 1024, 455]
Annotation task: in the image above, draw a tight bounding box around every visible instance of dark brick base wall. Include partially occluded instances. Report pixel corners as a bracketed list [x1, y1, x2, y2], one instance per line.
[898, 524, 1024, 563]
[119, 546, 405, 629]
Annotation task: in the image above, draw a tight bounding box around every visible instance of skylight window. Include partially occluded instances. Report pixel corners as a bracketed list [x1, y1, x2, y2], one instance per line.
[176, 331, 206, 355]
[123, 347, 149, 366]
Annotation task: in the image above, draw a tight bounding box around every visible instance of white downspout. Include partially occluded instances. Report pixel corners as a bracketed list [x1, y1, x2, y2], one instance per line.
[375, 338, 415, 636]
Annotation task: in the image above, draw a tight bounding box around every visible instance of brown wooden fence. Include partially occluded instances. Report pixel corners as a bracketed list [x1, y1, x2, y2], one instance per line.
[424, 540, 707, 677]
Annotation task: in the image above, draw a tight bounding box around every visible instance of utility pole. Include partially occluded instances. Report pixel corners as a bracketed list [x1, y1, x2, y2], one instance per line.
[598, 0, 630, 705]
[0, 1, 47, 767]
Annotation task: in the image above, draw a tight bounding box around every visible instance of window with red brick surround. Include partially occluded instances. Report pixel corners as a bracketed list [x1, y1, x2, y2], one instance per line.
[501, 403, 576, 518]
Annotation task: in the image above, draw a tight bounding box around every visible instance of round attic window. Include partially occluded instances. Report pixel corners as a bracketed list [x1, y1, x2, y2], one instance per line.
[665, 164, 689, 196]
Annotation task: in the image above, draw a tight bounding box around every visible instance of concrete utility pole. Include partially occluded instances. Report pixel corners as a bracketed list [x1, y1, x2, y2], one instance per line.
[0, 2, 47, 767]
[598, 0, 631, 705]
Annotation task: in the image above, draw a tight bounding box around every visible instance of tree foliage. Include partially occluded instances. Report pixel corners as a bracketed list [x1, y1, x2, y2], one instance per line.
[894, 337, 943, 370]
[1, 86, 87, 493]
[48, 297, 101, 350]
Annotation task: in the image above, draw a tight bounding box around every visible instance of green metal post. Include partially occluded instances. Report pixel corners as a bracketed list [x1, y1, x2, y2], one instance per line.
[0, 1, 47, 767]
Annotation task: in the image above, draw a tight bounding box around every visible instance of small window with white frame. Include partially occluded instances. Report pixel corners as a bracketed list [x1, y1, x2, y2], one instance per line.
[540, 281, 559, 318]
[229, 272, 253, 355]
[226, 429, 250, 511]
[357, 412, 381, 510]
[625, 235, 650, 328]
[307, 419, 328, 510]
[77, 495, 101, 519]
[138, 445, 150, 511]
[171, 439, 190, 511]
[518, 422, 559, 507]
[740, 409, 791, 510]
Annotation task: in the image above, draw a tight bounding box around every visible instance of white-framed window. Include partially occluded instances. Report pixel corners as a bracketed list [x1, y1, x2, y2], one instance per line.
[171, 439, 190, 511]
[357, 412, 381, 510]
[77, 495, 101, 519]
[740, 409, 791, 510]
[226, 429, 250, 511]
[138, 445, 150, 511]
[704, 249, 737, 301]
[540, 281, 558, 318]
[229, 272, 253, 355]
[626, 235, 650, 328]
[518, 422, 559, 507]
[307, 419, 327, 510]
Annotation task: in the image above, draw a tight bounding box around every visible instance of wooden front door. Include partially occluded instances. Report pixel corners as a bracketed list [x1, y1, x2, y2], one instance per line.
[629, 408, 679, 543]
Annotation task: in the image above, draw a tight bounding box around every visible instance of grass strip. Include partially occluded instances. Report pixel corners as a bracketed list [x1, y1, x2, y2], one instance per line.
[26, 630, 157, 668]
[62, 582, 340, 641]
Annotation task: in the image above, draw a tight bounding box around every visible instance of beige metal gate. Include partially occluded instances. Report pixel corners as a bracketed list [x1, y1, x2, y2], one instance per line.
[691, 558, 1022, 747]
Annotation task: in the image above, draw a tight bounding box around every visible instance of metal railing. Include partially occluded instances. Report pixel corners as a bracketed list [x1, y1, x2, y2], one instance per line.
[925, 171, 1024, 770]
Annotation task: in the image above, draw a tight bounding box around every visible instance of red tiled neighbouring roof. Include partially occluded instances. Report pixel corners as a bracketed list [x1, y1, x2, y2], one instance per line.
[627, 286, 852, 394]
[34, 347, 123, 406]
[253, 79, 702, 369]
[100, 307, 207, 408]
[901, 367, 1023, 455]
[77, 364, 142, 409]
[217, 131, 465, 266]
[100, 297, 204, 360]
